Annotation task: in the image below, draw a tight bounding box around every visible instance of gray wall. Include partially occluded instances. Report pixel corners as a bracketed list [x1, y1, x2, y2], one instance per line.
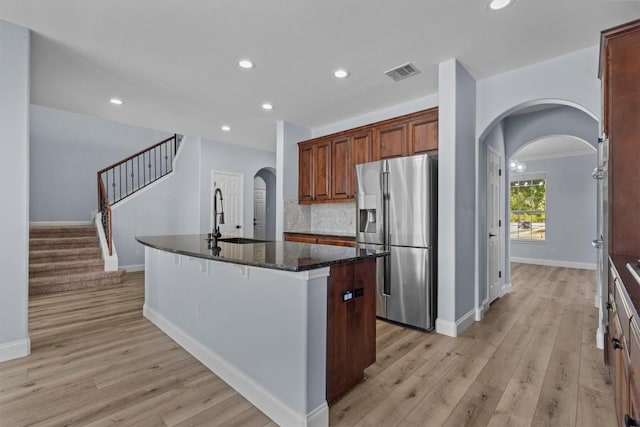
[30, 104, 172, 221]
[199, 138, 277, 237]
[111, 136, 201, 267]
[504, 106, 598, 160]
[438, 58, 477, 329]
[510, 153, 597, 266]
[256, 168, 276, 240]
[0, 20, 30, 360]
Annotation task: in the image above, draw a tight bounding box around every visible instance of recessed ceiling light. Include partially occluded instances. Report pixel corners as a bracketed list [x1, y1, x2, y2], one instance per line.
[262, 103, 274, 111]
[221, 125, 231, 132]
[488, 0, 513, 10]
[238, 59, 254, 69]
[333, 69, 350, 79]
[109, 98, 123, 105]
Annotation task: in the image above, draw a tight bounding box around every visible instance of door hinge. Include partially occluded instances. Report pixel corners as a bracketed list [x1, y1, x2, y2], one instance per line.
[499, 169, 502, 176]
[498, 271, 502, 278]
[499, 220, 502, 227]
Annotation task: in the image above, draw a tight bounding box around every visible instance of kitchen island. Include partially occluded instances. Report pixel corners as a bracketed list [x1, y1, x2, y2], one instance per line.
[136, 234, 385, 427]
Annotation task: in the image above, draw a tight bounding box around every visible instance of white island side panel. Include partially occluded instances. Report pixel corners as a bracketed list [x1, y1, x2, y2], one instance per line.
[143, 246, 329, 427]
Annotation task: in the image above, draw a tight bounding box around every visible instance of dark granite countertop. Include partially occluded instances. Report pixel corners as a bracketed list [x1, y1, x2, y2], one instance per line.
[284, 230, 356, 239]
[136, 234, 385, 272]
[611, 254, 640, 318]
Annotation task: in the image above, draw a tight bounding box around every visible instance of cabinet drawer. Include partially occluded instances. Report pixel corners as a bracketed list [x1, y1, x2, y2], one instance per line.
[631, 321, 640, 375]
[615, 277, 633, 342]
[317, 236, 356, 247]
[284, 233, 318, 244]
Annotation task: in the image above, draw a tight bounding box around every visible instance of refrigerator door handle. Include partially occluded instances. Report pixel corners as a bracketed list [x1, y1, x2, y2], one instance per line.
[383, 254, 391, 296]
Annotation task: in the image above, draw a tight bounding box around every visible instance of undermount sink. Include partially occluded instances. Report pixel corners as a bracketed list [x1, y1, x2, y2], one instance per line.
[217, 237, 268, 244]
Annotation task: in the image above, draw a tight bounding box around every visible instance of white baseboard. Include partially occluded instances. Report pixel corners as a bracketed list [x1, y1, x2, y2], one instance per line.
[30, 221, 92, 226]
[596, 327, 605, 350]
[436, 308, 475, 338]
[475, 298, 489, 321]
[501, 282, 512, 296]
[510, 257, 596, 270]
[121, 264, 144, 272]
[143, 304, 325, 427]
[95, 213, 118, 272]
[0, 338, 30, 363]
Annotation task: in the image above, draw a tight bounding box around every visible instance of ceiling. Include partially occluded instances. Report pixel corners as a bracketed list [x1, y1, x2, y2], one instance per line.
[515, 135, 595, 161]
[1, 1, 638, 152]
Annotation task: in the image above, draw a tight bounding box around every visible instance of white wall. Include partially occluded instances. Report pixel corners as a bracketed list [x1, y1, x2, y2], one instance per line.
[30, 105, 172, 222]
[0, 20, 30, 361]
[510, 153, 597, 268]
[112, 136, 201, 268]
[199, 137, 277, 237]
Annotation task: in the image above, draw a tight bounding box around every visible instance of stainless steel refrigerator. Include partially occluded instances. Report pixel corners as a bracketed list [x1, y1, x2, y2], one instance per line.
[355, 154, 437, 331]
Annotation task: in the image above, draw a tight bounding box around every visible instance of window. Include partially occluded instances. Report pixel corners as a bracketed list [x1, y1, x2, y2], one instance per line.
[510, 175, 546, 241]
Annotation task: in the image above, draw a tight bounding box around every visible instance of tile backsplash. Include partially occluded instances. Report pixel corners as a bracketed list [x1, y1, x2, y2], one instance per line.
[284, 200, 356, 234]
[310, 203, 356, 233]
[284, 199, 311, 231]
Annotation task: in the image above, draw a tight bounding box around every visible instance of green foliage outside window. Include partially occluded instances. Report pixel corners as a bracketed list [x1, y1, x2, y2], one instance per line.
[510, 177, 546, 240]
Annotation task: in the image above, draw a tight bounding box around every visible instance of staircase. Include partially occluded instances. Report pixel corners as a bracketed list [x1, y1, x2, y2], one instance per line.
[29, 224, 125, 295]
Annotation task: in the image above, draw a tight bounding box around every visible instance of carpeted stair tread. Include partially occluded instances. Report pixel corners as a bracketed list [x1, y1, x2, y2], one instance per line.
[29, 259, 104, 278]
[29, 275, 125, 296]
[29, 247, 101, 262]
[29, 269, 125, 287]
[30, 225, 96, 238]
[30, 236, 99, 249]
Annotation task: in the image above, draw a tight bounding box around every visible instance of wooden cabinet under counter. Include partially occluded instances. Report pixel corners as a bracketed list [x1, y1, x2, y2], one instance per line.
[284, 232, 356, 248]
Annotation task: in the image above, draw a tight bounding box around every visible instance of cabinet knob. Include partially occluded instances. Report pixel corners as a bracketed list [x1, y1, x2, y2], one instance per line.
[612, 337, 624, 350]
[626, 414, 639, 427]
[607, 302, 613, 311]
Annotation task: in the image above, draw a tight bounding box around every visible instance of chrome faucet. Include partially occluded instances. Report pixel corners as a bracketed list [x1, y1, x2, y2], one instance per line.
[211, 188, 225, 245]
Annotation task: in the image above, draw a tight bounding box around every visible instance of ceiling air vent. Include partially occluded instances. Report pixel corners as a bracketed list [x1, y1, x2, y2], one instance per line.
[384, 62, 421, 82]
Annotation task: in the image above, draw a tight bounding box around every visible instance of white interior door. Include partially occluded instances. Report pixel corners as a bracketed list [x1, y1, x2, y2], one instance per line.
[212, 171, 243, 238]
[488, 148, 502, 303]
[253, 180, 266, 240]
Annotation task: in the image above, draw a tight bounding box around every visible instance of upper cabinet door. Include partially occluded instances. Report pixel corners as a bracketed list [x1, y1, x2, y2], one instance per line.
[298, 142, 315, 203]
[408, 113, 438, 155]
[349, 131, 373, 198]
[331, 136, 350, 200]
[315, 140, 332, 201]
[373, 122, 408, 160]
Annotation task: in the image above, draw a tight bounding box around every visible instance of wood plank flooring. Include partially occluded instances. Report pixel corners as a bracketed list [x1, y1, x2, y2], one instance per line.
[0, 264, 615, 426]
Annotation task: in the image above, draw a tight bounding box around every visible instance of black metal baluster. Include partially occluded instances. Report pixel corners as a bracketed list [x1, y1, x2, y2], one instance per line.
[125, 161, 128, 196]
[112, 169, 116, 202]
[119, 164, 122, 202]
[164, 142, 168, 175]
[154, 146, 157, 180]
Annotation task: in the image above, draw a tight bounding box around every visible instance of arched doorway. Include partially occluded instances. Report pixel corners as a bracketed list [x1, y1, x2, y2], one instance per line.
[254, 167, 276, 240]
[477, 101, 600, 325]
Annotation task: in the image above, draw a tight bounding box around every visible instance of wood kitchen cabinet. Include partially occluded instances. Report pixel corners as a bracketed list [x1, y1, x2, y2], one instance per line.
[298, 139, 331, 203]
[601, 19, 640, 256]
[326, 257, 376, 404]
[284, 232, 356, 247]
[373, 121, 407, 160]
[608, 257, 640, 427]
[298, 108, 437, 204]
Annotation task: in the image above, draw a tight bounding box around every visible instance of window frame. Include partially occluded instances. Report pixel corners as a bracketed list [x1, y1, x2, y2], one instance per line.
[509, 172, 547, 242]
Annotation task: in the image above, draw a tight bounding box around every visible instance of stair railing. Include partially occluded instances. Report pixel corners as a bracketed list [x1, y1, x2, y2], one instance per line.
[97, 134, 181, 255]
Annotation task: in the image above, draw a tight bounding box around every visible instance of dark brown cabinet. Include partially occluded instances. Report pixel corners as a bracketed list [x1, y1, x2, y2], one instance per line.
[298, 108, 437, 204]
[601, 19, 640, 257]
[331, 136, 351, 200]
[373, 121, 407, 160]
[284, 232, 356, 247]
[298, 140, 331, 203]
[326, 258, 376, 404]
[408, 110, 439, 155]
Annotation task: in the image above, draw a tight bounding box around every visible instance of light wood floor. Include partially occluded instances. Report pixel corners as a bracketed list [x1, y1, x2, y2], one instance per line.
[0, 264, 615, 426]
